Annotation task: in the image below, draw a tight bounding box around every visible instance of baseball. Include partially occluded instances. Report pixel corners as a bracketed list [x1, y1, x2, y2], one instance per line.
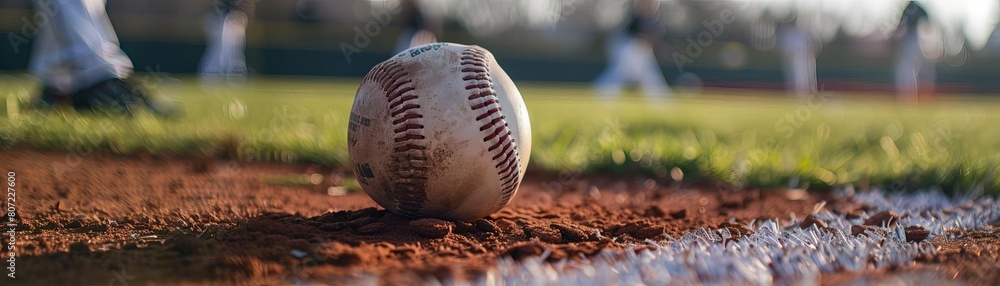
[348, 43, 532, 222]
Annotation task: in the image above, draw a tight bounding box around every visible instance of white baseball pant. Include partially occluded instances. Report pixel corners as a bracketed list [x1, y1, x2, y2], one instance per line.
[29, 0, 133, 93]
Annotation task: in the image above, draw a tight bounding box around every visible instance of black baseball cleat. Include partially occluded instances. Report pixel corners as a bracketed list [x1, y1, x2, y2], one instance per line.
[31, 85, 72, 109]
[71, 78, 179, 117]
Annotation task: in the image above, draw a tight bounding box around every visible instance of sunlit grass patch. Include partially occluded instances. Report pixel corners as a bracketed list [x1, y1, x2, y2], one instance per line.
[2, 75, 999, 195]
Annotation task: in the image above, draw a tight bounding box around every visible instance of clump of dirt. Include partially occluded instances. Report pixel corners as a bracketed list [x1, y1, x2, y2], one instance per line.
[3, 148, 999, 285]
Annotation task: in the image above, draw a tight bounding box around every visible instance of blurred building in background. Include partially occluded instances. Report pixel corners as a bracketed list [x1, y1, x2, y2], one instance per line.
[1, 0, 999, 94]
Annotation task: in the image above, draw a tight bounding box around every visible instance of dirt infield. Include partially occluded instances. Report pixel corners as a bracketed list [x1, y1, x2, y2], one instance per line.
[2, 148, 998, 285]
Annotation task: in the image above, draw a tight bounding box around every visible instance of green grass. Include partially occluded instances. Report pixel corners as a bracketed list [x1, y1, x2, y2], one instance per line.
[2, 75, 1000, 196]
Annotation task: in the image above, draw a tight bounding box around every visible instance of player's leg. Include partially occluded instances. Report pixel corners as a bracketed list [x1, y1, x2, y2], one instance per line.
[917, 56, 936, 99]
[30, 0, 174, 116]
[393, 28, 416, 54]
[28, 0, 73, 107]
[200, 0, 254, 82]
[594, 32, 631, 99]
[218, 11, 249, 79]
[30, 0, 133, 106]
[895, 34, 921, 101]
[394, 0, 438, 54]
[630, 38, 670, 99]
[778, 25, 818, 98]
[408, 30, 437, 49]
[61, 0, 134, 91]
[789, 48, 818, 97]
[199, 10, 225, 77]
[804, 48, 817, 96]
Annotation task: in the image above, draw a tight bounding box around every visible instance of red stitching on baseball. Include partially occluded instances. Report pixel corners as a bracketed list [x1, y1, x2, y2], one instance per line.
[394, 144, 427, 152]
[460, 60, 487, 67]
[389, 94, 419, 109]
[394, 180, 424, 187]
[463, 74, 488, 81]
[483, 125, 506, 141]
[391, 104, 421, 117]
[387, 79, 412, 94]
[394, 123, 424, 133]
[364, 60, 429, 218]
[461, 46, 522, 208]
[494, 149, 515, 169]
[471, 98, 497, 110]
[487, 133, 510, 151]
[382, 70, 406, 90]
[394, 134, 425, 142]
[480, 117, 504, 131]
[465, 83, 491, 90]
[392, 113, 423, 124]
[500, 159, 518, 177]
[500, 165, 519, 185]
[500, 162, 517, 177]
[491, 140, 512, 158]
[380, 70, 406, 91]
[462, 67, 487, 73]
[468, 91, 494, 100]
[475, 107, 501, 120]
[502, 172, 518, 186]
[497, 163, 521, 203]
[387, 85, 415, 102]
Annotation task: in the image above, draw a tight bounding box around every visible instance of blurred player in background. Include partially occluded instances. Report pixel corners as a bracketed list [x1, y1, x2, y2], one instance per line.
[894, 1, 935, 101]
[777, 21, 818, 98]
[199, 0, 257, 83]
[593, 0, 671, 100]
[393, 0, 440, 54]
[29, 0, 171, 115]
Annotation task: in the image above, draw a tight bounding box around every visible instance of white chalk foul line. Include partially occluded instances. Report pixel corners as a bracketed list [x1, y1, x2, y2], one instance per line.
[474, 189, 999, 285]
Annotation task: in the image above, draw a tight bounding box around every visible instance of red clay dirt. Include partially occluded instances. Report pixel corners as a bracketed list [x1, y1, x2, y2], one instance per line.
[1, 148, 997, 285]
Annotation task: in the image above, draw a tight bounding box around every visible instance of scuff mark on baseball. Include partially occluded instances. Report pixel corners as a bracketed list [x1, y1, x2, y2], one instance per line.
[348, 43, 531, 222]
